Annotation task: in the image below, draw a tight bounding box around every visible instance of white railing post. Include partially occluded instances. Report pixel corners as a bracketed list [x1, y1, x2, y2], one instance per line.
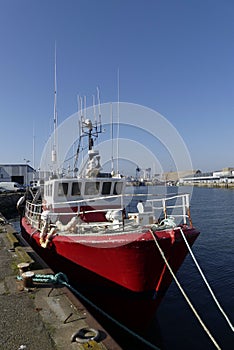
[162, 198, 167, 219]
[182, 195, 186, 224]
[185, 193, 192, 226]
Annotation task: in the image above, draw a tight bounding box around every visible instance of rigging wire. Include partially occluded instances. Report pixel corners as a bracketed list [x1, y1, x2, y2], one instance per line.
[178, 227, 234, 332]
[150, 229, 222, 350]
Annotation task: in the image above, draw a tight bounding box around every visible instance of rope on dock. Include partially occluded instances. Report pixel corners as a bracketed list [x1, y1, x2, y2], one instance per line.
[150, 228, 222, 350]
[17, 272, 161, 350]
[178, 226, 234, 332]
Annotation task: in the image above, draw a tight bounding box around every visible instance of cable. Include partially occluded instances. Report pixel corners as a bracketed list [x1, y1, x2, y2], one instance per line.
[178, 226, 234, 332]
[150, 229, 222, 350]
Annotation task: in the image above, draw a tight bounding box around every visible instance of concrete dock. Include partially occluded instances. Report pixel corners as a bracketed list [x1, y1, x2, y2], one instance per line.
[0, 216, 121, 350]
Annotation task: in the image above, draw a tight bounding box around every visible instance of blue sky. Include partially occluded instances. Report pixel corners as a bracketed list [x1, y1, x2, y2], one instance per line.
[0, 0, 234, 174]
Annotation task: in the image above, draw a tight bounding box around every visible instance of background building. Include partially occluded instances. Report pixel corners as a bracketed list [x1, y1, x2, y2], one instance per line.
[0, 164, 35, 186]
[179, 167, 234, 186]
[162, 170, 197, 184]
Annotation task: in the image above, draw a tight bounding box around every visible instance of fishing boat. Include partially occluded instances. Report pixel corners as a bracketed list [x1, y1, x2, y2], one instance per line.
[18, 55, 200, 330]
[18, 108, 200, 331]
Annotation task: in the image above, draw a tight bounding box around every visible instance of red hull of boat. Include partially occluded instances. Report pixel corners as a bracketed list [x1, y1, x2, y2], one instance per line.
[21, 217, 199, 330]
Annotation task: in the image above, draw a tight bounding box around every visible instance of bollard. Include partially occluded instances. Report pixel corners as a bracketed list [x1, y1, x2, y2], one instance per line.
[17, 262, 30, 276]
[21, 271, 35, 288]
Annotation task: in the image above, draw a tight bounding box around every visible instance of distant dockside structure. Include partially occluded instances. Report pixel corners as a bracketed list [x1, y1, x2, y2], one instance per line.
[159, 167, 234, 187]
[0, 164, 35, 186]
[178, 167, 234, 187]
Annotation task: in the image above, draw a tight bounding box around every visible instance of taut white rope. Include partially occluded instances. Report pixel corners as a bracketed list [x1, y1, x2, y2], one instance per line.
[178, 226, 234, 332]
[150, 229, 221, 350]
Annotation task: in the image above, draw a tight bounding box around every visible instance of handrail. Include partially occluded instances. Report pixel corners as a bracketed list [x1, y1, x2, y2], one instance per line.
[25, 193, 192, 228]
[146, 194, 191, 225]
[51, 192, 190, 206]
[54, 193, 123, 206]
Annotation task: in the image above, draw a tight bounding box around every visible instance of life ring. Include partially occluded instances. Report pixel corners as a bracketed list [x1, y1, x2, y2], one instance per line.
[71, 327, 100, 343]
[17, 196, 26, 215]
[17, 196, 25, 209]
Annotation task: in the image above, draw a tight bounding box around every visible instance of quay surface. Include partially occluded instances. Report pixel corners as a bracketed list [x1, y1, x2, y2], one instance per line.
[0, 215, 120, 350]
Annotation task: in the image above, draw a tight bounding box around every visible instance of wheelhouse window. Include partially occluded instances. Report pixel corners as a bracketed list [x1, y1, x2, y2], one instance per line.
[48, 184, 52, 196]
[113, 182, 123, 195]
[84, 181, 100, 195]
[45, 184, 52, 197]
[72, 182, 81, 196]
[101, 182, 112, 195]
[58, 182, 68, 196]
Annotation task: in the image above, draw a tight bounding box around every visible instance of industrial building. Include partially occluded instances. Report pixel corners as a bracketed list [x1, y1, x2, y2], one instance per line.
[179, 167, 234, 185]
[0, 164, 35, 186]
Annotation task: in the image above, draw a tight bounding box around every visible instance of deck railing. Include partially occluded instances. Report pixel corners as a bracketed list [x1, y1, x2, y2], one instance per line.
[145, 193, 192, 225]
[25, 193, 192, 230]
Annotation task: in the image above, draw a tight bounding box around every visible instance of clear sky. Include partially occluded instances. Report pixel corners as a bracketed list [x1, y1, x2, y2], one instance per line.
[0, 0, 234, 174]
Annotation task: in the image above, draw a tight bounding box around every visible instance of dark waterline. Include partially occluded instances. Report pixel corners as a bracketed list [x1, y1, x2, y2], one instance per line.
[10, 186, 234, 349]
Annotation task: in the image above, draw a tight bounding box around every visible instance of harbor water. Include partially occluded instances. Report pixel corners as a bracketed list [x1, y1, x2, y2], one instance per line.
[10, 186, 234, 349]
[155, 186, 234, 350]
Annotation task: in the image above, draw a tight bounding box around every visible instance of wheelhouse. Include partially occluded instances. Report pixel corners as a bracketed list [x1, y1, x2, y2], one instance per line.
[43, 177, 126, 208]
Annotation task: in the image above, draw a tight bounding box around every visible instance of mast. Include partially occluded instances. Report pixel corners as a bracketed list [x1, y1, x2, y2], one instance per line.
[117, 68, 120, 175]
[97, 86, 102, 132]
[110, 103, 114, 174]
[52, 43, 58, 174]
[33, 124, 35, 181]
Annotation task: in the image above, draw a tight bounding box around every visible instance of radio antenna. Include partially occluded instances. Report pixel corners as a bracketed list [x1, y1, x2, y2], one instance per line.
[52, 43, 58, 174]
[116, 68, 120, 175]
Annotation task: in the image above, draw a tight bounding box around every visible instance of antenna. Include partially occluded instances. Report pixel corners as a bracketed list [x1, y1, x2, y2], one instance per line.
[74, 89, 103, 177]
[79, 95, 83, 121]
[33, 124, 35, 181]
[84, 96, 87, 119]
[52, 43, 58, 172]
[116, 68, 120, 174]
[97, 86, 102, 130]
[110, 103, 114, 174]
[93, 94, 97, 123]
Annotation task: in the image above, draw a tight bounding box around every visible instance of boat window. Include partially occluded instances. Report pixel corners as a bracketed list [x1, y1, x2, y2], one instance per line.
[101, 182, 112, 195]
[72, 182, 81, 196]
[58, 182, 68, 196]
[46, 184, 52, 197]
[49, 184, 52, 196]
[84, 182, 100, 195]
[113, 182, 123, 195]
[45, 184, 52, 197]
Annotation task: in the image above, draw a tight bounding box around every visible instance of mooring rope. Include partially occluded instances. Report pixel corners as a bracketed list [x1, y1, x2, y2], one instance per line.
[178, 226, 234, 332]
[150, 229, 222, 350]
[18, 272, 161, 350]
